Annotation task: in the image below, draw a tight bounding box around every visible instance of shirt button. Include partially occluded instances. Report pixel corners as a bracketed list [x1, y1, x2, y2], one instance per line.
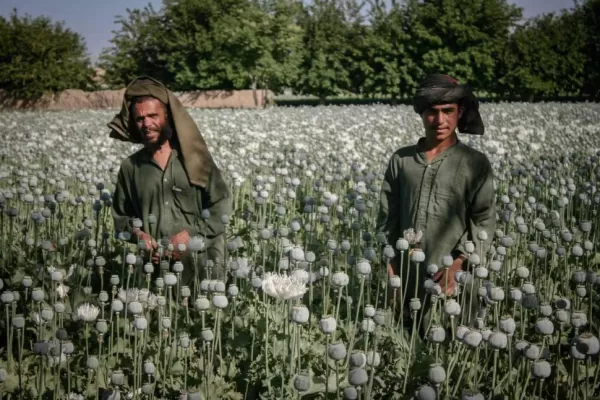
[164, 178, 168, 182]
[165, 201, 169, 205]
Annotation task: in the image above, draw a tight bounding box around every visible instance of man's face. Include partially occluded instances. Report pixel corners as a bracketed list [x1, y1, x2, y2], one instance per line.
[421, 103, 463, 142]
[132, 98, 172, 148]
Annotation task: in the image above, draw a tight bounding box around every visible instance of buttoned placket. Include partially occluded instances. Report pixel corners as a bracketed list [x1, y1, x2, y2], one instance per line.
[149, 150, 176, 239]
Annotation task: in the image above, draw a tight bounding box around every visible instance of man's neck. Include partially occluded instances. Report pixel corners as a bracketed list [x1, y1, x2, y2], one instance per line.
[147, 140, 172, 169]
[421, 132, 458, 161]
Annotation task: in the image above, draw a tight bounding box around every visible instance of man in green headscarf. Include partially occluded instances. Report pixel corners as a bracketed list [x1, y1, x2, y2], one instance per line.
[108, 76, 232, 284]
[377, 73, 496, 331]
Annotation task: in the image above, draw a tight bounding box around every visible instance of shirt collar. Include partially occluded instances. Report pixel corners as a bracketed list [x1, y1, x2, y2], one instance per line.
[415, 137, 462, 165]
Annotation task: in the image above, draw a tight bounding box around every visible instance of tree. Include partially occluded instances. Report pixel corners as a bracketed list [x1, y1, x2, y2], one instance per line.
[578, 0, 600, 99]
[295, 0, 351, 103]
[0, 10, 94, 99]
[98, 4, 173, 89]
[409, 0, 522, 93]
[497, 11, 586, 100]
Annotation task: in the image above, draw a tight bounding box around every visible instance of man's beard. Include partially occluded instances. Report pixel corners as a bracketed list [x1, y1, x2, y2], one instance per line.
[141, 122, 174, 151]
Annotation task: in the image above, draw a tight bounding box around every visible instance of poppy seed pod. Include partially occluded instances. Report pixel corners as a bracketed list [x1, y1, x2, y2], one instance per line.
[350, 351, 367, 368]
[1, 291, 15, 304]
[409, 298, 421, 311]
[349, 368, 369, 386]
[32, 287, 45, 302]
[444, 299, 461, 316]
[411, 249, 426, 263]
[456, 325, 470, 341]
[469, 254, 481, 266]
[110, 275, 120, 286]
[291, 305, 310, 324]
[464, 241, 475, 253]
[571, 270, 586, 284]
[555, 310, 569, 324]
[364, 247, 377, 261]
[396, 238, 409, 251]
[86, 356, 99, 370]
[427, 325, 446, 343]
[425, 264, 438, 276]
[539, 303, 553, 317]
[195, 296, 210, 311]
[575, 333, 600, 356]
[134, 317, 148, 330]
[95, 319, 108, 334]
[143, 361, 155, 375]
[442, 255, 454, 267]
[499, 316, 516, 335]
[366, 351, 381, 367]
[201, 328, 214, 342]
[12, 315, 25, 329]
[535, 318, 554, 335]
[389, 275, 401, 288]
[587, 271, 597, 285]
[363, 305, 375, 318]
[127, 301, 143, 315]
[164, 273, 177, 286]
[575, 285, 587, 298]
[22, 276, 33, 287]
[416, 385, 437, 400]
[328, 342, 347, 361]
[361, 318, 375, 333]
[293, 372, 311, 392]
[428, 364, 446, 384]
[490, 287, 505, 302]
[460, 389, 485, 400]
[531, 360, 551, 379]
[111, 370, 125, 386]
[477, 231, 488, 241]
[373, 309, 387, 326]
[571, 311, 588, 328]
[488, 332, 508, 349]
[212, 294, 229, 309]
[356, 259, 371, 275]
[489, 260, 502, 272]
[319, 316, 337, 334]
[522, 294, 538, 309]
[463, 331, 483, 348]
[343, 387, 358, 400]
[474, 266, 488, 279]
[524, 343, 542, 360]
[111, 300, 123, 313]
[173, 261, 184, 273]
[179, 333, 190, 348]
[510, 288, 523, 302]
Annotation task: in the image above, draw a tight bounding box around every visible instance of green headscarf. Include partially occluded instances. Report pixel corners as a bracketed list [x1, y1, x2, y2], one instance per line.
[107, 76, 215, 188]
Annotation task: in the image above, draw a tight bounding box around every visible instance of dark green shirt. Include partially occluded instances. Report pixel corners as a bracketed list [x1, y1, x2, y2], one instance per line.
[112, 147, 231, 261]
[376, 138, 497, 270]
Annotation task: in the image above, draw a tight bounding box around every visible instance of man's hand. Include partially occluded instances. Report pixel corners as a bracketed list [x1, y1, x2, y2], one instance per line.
[169, 230, 191, 260]
[432, 256, 465, 296]
[133, 228, 157, 251]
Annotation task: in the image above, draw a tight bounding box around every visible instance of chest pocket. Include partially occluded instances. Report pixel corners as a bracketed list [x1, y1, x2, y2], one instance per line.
[171, 168, 199, 217]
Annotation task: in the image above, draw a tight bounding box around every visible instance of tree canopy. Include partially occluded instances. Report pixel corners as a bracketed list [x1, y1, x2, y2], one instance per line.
[0, 10, 94, 99]
[1, 0, 598, 101]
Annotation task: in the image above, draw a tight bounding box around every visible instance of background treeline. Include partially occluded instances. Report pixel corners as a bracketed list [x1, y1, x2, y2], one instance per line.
[1, 0, 599, 101]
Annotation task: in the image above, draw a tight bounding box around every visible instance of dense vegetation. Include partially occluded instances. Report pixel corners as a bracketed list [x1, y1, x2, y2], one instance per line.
[1, 0, 599, 100]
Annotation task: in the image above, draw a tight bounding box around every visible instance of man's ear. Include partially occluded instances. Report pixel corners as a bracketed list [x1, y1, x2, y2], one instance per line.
[458, 107, 464, 119]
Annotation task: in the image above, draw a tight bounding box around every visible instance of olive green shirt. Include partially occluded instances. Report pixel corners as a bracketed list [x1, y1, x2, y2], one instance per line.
[112, 147, 231, 263]
[376, 138, 496, 272]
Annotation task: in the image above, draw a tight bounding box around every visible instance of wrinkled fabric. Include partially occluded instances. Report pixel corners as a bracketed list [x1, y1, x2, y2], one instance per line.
[376, 138, 496, 302]
[112, 148, 231, 282]
[107, 76, 216, 188]
[413, 74, 485, 136]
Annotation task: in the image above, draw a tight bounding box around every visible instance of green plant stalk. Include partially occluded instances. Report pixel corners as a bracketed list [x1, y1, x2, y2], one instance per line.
[402, 311, 418, 394]
[264, 293, 271, 396]
[345, 277, 365, 372]
[5, 304, 12, 373]
[452, 349, 472, 398]
[366, 332, 379, 399]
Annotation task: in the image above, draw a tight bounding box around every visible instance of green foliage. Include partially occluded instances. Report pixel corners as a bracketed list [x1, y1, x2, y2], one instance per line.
[579, 0, 600, 100]
[497, 11, 586, 99]
[98, 4, 173, 89]
[0, 10, 94, 99]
